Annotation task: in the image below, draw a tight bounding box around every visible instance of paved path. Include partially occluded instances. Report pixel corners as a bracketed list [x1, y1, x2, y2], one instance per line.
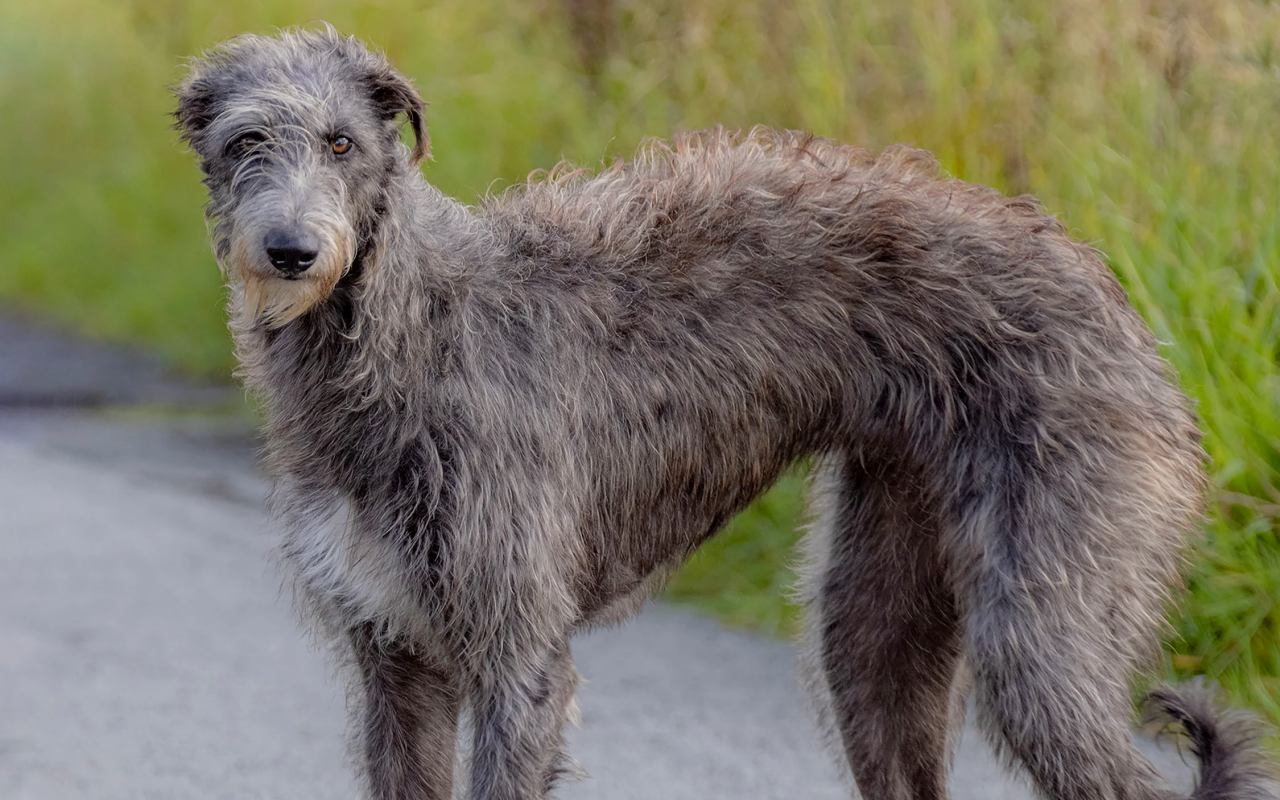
[0, 313, 1196, 799]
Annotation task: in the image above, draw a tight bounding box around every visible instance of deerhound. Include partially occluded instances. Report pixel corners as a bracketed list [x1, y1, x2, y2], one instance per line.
[175, 27, 1276, 800]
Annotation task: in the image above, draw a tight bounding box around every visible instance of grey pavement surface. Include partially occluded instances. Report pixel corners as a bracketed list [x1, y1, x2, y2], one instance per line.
[0, 310, 231, 409]
[0, 313, 1198, 799]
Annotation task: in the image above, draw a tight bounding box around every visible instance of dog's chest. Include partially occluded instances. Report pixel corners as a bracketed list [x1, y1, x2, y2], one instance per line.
[281, 494, 433, 640]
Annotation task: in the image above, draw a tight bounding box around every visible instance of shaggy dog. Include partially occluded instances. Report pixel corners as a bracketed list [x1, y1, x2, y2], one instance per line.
[176, 26, 1276, 800]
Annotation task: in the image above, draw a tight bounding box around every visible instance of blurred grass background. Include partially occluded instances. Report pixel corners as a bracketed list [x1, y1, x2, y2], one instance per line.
[1, 0, 1277, 723]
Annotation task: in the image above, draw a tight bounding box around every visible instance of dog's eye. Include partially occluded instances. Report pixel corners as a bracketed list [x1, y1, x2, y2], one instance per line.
[331, 136, 353, 156]
[226, 131, 266, 158]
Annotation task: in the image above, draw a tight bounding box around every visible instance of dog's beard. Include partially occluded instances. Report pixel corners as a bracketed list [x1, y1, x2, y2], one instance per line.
[223, 226, 356, 328]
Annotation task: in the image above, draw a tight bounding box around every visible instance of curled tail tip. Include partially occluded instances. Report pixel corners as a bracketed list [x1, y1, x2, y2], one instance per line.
[1144, 682, 1280, 799]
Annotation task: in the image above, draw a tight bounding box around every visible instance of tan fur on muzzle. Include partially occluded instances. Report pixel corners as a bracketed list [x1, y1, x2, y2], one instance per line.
[225, 226, 355, 327]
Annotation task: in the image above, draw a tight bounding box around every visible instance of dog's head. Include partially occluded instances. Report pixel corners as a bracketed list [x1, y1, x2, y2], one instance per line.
[175, 26, 427, 326]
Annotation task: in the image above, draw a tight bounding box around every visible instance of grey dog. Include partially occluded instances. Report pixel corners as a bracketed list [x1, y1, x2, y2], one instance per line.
[176, 26, 1276, 800]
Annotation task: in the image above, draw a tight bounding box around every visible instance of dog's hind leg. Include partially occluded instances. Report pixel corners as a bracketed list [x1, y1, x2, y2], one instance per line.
[468, 638, 580, 800]
[350, 624, 461, 800]
[944, 427, 1196, 800]
[800, 452, 964, 800]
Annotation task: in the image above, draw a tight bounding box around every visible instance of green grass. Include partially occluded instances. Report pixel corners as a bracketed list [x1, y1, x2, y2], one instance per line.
[2, 0, 1277, 722]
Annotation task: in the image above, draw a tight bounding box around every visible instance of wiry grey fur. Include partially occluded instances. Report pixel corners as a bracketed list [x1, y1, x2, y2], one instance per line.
[175, 26, 1278, 800]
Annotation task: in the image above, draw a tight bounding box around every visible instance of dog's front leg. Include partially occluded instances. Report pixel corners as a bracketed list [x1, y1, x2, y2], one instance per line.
[468, 638, 579, 800]
[350, 624, 461, 800]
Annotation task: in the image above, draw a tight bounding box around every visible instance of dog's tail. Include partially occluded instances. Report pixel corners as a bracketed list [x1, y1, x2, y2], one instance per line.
[972, 659, 1278, 800]
[969, 637, 1278, 800]
[968, 605, 1277, 800]
[1144, 683, 1278, 800]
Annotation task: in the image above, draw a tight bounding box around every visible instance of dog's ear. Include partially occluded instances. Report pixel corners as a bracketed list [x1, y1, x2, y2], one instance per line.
[174, 71, 220, 150]
[367, 66, 429, 164]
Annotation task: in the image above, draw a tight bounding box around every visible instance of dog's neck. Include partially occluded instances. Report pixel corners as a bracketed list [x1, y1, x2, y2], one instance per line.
[247, 170, 480, 417]
[344, 167, 483, 323]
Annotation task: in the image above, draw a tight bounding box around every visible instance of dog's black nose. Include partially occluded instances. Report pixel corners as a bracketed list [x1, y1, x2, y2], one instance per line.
[264, 229, 320, 276]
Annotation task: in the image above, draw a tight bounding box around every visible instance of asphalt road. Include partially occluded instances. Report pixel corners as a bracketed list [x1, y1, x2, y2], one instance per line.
[0, 313, 1197, 799]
